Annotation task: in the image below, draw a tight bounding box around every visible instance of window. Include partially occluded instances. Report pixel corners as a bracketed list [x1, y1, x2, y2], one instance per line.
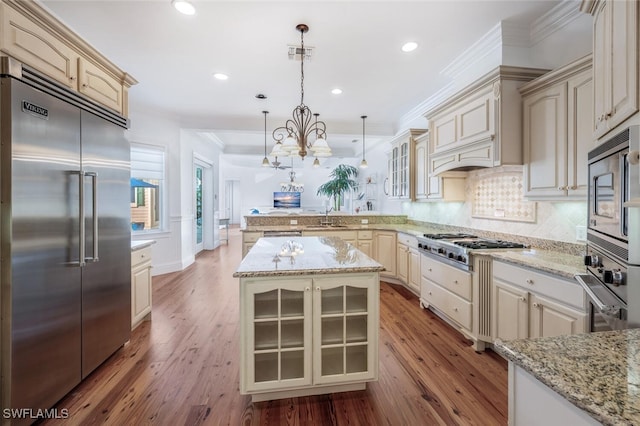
[130, 144, 165, 232]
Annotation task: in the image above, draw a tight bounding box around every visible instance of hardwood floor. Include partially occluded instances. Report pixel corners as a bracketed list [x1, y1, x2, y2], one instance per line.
[45, 228, 508, 425]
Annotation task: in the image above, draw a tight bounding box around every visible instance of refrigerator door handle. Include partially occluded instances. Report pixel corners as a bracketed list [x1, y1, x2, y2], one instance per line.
[73, 170, 86, 267]
[86, 172, 99, 262]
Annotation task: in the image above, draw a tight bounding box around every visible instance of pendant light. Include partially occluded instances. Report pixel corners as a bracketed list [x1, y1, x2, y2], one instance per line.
[359, 115, 368, 169]
[261, 111, 270, 167]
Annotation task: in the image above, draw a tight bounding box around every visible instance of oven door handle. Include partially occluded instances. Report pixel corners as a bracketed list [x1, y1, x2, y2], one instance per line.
[574, 274, 626, 316]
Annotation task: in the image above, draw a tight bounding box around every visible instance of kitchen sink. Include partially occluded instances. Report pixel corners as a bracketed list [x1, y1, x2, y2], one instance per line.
[305, 225, 348, 229]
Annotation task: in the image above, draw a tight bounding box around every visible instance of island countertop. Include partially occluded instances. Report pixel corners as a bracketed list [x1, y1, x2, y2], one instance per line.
[494, 329, 640, 425]
[233, 236, 384, 278]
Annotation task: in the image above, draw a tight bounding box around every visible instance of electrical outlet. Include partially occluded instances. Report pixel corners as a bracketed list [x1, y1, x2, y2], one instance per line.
[290, 219, 298, 225]
[361, 219, 369, 224]
[576, 225, 587, 242]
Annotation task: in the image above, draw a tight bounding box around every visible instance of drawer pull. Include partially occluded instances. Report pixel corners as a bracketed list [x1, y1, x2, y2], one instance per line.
[519, 297, 526, 302]
[533, 302, 541, 308]
[526, 279, 533, 285]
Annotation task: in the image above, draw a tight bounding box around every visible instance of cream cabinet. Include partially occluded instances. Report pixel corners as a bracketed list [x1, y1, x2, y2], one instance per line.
[242, 231, 263, 257]
[356, 230, 373, 257]
[521, 55, 593, 199]
[239, 273, 379, 401]
[131, 245, 153, 328]
[373, 231, 397, 278]
[425, 66, 547, 175]
[0, 0, 136, 116]
[396, 233, 420, 294]
[492, 260, 587, 341]
[414, 132, 466, 202]
[386, 129, 426, 200]
[420, 255, 473, 334]
[582, 0, 638, 140]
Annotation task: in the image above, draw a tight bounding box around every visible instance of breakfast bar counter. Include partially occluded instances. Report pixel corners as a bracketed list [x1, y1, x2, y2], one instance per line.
[234, 236, 383, 402]
[494, 329, 640, 425]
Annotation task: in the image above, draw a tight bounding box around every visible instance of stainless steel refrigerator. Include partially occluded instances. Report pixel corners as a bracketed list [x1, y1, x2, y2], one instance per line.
[1, 64, 131, 418]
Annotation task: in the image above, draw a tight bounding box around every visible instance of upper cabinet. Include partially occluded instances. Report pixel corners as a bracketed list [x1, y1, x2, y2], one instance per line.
[582, 0, 637, 141]
[414, 131, 466, 202]
[0, 0, 136, 116]
[386, 129, 426, 200]
[424, 66, 548, 176]
[520, 55, 593, 200]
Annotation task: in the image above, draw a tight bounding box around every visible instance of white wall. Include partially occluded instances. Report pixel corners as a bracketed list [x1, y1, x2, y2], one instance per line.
[128, 107, 222, 275]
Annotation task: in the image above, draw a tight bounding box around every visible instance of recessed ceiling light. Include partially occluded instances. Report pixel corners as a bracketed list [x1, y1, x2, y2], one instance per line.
[402, 42, 418, 53]
[172, 0, 195, 15]
[213, 73, 229, 81]
[331, 88, 343, 95]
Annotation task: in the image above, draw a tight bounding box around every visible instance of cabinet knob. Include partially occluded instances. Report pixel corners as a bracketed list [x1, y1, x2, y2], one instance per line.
[533, 302, 541, 308]
[141, 254, 145, 258]
[69, 76, 77, 81]
[526, 279, 533, 285]
[82, 83, 88, 88]
[519, 297, 526, 302]
[605, 112, 612, 119]
[453, 307, 458, 312]
[570, 185, 578, 190]
[305, 287, 310, 292]
[428, 291, 432, 295]
[315, 287, 320, 292]
[454, 280, 458, 284]
[428, 268, 432, 272]
[558, 186, 566, 191]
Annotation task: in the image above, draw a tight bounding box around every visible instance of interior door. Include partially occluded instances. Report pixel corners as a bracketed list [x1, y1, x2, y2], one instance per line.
[5, 77, 82, 410]
[195, 164, 204, 254]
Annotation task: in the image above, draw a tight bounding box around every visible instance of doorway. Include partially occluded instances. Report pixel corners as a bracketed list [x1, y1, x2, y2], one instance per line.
[194, 156, 214, 255]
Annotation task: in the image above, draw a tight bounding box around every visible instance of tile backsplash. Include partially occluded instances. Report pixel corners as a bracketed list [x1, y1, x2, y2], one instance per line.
[404, 166, 587, 244]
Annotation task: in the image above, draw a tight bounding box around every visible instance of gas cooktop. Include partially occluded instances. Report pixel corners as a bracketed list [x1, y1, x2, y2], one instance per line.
[417, 233, 527, 271]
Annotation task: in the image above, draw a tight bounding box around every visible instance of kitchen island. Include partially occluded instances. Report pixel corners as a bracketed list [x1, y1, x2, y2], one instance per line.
[494, 329, 640, 425]
[233, 236, 384, 402]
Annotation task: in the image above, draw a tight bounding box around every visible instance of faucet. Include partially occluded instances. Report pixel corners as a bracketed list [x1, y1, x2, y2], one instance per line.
[321, 207, 333, 225]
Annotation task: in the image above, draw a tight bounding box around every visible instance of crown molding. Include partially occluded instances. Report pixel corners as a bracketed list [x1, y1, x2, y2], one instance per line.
[440, 22, 503, 81]
[530, 0, 584, 46]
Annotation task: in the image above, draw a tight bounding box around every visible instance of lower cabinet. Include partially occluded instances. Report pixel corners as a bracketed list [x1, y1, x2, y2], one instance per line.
[239, 273, 379, 401]
[242, 231, 263, 257]
[373, 231, 397, 278]
[357, 230, 373, 257]
[492, 260, 586, 341]
[420, 254, 473, 335]
[131, 245, 152, 328]
[396, 233, 421, 293]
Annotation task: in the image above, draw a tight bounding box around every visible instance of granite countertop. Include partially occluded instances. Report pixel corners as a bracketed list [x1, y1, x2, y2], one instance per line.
[233, 236, 384, 278]
[131, 240, 156, 251]
[484, 249, 585, 280]
[494, 329, 640, 425]
[242, 223, 586, 279]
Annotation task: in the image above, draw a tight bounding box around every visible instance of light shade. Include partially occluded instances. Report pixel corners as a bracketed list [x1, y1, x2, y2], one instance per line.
[313, 158, 320, 168]
[262, 157, 270, 167]
[360, 159, 368, 169]
[281, 135, 298, 152]
[311, 136, 331, 153]
[269, 142, 284, 157]
[172, 0, 196, 15]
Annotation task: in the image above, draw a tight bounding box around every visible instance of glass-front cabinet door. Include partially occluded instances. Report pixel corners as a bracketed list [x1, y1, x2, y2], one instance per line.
[312, 274, 379, 385]
[242, 278, 313, 393]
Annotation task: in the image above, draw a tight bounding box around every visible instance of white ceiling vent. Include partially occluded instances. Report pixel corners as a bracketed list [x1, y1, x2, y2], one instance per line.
[287, 45, 314, 61]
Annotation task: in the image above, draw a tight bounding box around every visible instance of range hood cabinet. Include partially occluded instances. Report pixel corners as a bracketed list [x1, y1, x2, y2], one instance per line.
[425, 66, 548, 176]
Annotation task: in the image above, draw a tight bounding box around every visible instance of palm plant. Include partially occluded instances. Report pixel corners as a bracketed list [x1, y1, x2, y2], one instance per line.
[316, 164, 359, 211]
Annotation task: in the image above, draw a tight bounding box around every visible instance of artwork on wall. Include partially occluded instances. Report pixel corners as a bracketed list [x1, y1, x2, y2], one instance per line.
[470, 166, 536, 223]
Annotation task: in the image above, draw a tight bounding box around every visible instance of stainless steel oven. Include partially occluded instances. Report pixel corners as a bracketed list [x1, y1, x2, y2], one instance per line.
[575, 246, 628, 332]
[587, 126, 640, 262]
[577, 125, 640, 331]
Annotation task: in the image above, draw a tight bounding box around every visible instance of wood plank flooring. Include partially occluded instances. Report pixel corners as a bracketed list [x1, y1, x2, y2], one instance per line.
[44, 228, 508, 425]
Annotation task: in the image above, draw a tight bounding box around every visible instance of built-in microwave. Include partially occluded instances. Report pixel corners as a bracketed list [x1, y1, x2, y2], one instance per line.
[587, 126, 640, 262]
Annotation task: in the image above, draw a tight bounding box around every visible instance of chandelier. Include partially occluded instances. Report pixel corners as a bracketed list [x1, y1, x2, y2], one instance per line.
[272, 24, 331, 161]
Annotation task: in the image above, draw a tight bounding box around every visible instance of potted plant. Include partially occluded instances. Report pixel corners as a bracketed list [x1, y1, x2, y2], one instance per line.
[316, 164, 359, 211]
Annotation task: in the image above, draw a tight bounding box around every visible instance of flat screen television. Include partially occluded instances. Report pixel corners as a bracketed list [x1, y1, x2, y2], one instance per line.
[273, 191, 301, 208]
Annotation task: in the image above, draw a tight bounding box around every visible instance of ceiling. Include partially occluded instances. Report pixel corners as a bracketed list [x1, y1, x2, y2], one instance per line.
[41, 0, 563, 163]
